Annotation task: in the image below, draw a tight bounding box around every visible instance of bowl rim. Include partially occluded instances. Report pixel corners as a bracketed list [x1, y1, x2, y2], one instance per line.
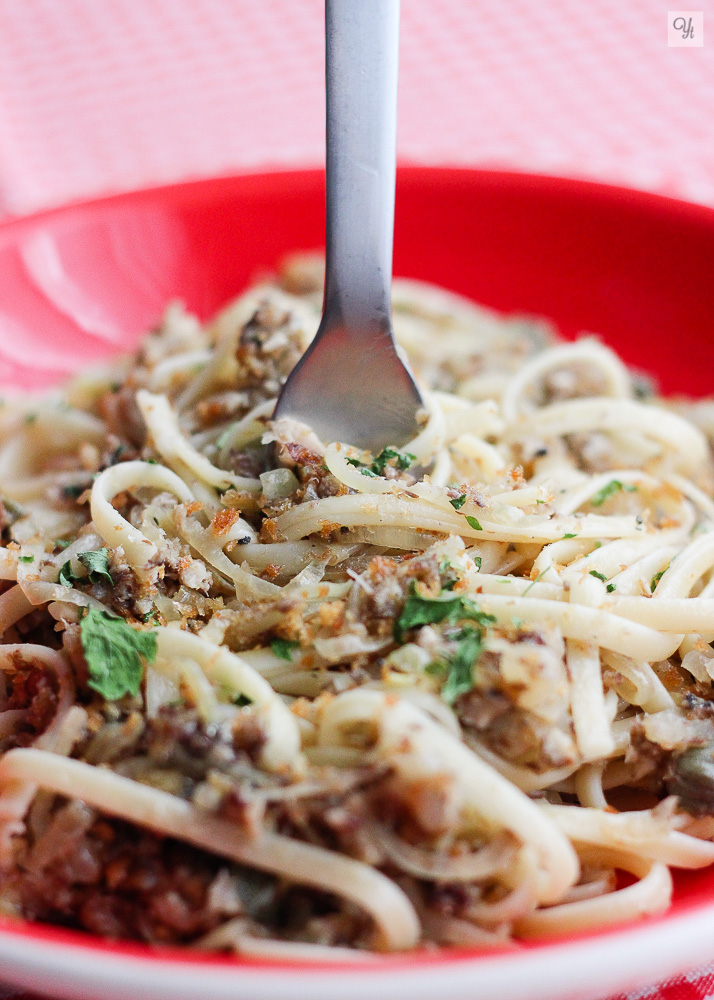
[2, 164, 714, 245]
[2, 166, 714, 996]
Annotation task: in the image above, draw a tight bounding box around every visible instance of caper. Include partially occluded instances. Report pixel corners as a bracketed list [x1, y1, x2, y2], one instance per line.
[666, 745, 714, 816]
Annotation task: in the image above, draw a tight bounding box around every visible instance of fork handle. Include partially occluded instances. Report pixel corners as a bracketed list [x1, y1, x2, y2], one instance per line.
[323, 0, 400, 333]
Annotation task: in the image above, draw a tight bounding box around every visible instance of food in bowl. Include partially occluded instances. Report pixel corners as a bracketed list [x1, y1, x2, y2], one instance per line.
[1, 253, 714, 958]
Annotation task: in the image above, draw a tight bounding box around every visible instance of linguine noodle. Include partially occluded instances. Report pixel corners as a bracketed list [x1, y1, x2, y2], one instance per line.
[0, 255, 714, 956]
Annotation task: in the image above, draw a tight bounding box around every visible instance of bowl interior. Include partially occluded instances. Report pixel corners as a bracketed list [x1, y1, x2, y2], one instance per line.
[1, 168, 714, 395]
[1, 166, 714, 968]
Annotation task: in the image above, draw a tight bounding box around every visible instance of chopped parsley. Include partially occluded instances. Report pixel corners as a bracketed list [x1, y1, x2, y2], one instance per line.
[61, 483, 86, 500]
[58, 560, 78, 588]
[523, 567, 548, 595]
[563, 533, 577, 539]
[443, 627, 484, 704]
[633, 374, 655, 400]
[78, 548, 114, 585]
[438, 558, 461, 591]
[394, 582, 495, 644]
[449, 494, 467, 510]
[589, 570, 608, 583]
[428, 625, 485, 705]
[591, 480, 638, 507]
[473, 555, 482, 571]
[346, 447, 415, 477]
[80, 607, 157, 701]
[59, 549, 114, 587]
[465, 515, 483, 531]
[651, 569, 666, 592]
[369, 447, 415, 474]
[232, 693, 253, 707]
[18, 555, 34, 564]
[215, 424, 237, 450]
[1, 496, 24, 520]
[606, 583, 616, 593]
[271, 638, 300, 660]
[109, 443, 129, 464]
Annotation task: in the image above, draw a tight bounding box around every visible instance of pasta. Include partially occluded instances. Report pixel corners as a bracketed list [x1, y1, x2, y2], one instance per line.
[1, 254, 714, 958]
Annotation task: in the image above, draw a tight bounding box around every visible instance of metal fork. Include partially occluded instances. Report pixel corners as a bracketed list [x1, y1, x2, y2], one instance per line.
[273, 0, 423, 452]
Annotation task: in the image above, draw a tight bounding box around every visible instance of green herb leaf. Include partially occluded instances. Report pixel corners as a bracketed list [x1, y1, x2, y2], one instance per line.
[563, 533, 577, 539]
[523, 568, 548, 595]
[440, 626, 484, 704]
[271, 638, 300, 661]
[589, 570, 608, 583]
[394, 582, 495, 643]
[650, 569, 666, 592]
[438, 559, 458, 591]
[1, 496, 25, 520]
[633, 374, 655, 400]
[347, 447, 416, 477]
[18, 555, 34, 564]
[428, 625, 486, 704]
[369, 447, 415, 475]
[449, 494, 467, 510]
[591, 480, 638, 507]
[465, 515, 483, 531]
[62, 483, 86, 500]
[58, 560, 78, 588]
[215, 424, 237, 450]
[473, 555, 482, 571]
[54, 538, 71, 549]
[78, 548, 114, 585]
[606, 583, 616, 593]
[232, 693, 253, 707]
[80, 607, 157, 701]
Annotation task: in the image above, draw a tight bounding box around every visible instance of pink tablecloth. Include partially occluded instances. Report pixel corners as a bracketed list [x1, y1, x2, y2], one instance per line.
[0, 1, 713, 998]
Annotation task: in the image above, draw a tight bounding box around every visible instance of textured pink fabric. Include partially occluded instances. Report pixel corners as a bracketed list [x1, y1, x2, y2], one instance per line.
[0, 1, 713, 998]
[0, 0, 713, 217]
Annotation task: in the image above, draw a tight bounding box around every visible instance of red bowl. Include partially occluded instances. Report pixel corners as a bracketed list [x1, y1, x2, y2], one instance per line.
[1, 168, 714, 1000]
[1, 168, 713, 394]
